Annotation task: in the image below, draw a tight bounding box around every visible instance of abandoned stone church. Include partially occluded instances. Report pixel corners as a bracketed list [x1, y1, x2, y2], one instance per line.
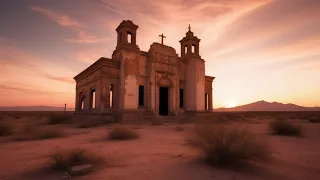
[74, 20, 214, 121]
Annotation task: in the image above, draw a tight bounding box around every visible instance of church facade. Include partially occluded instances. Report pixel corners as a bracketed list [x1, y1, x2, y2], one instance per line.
[74, 20, 214, 120]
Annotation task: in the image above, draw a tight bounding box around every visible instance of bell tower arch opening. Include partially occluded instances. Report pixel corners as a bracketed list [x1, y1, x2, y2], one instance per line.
[115, 20, 139, 51]
[179, 24, 201, 58]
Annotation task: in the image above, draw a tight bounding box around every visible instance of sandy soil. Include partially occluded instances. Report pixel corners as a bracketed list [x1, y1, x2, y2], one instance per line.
[0, 117, 320, 180]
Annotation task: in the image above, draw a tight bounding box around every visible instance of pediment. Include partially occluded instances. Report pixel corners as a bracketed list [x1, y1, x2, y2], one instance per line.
[157, 75, 172, 87]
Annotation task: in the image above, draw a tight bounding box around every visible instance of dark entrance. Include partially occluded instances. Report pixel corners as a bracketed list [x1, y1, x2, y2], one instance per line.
[159, 87, 169, 116]
[138, 85, 144, 107]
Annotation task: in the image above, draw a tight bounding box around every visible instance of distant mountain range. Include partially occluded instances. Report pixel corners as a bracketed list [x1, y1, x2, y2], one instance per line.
[215, 101, 320, 111]
[0, 101, 319, 112]
[0, 106, 74, 111]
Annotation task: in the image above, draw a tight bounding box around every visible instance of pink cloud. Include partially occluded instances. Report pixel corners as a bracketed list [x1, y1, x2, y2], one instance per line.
[31, 6, 107, 44]
[0, 41, 75, 84]
[65, 30, 108, 44]
[76, 51, 102, 64]
[31, 6, 84, 28]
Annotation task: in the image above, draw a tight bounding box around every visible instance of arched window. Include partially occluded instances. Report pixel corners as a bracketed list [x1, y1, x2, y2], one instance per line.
[127, 32, 132, 43]
[192, 44, 196, 53]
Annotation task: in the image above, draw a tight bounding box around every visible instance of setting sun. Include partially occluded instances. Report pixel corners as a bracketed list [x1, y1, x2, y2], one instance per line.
[226, 101, 237, 108]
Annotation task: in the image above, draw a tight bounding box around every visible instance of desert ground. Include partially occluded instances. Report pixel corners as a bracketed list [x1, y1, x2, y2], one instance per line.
[0, 112, 320, 180]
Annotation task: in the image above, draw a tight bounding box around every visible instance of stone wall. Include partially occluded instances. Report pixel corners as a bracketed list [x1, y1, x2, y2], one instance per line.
[121, 49, 140, 110]
[185, 57, 205, 111]
[148, 43, 180, 115]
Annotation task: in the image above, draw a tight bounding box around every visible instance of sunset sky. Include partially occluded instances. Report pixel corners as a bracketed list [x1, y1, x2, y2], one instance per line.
[1, 0, 320, 108]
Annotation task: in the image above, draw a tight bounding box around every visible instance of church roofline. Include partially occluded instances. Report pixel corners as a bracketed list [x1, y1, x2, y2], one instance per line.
[74, 57, 120, 81]
[116, 20, 138, 32]
[205, 76, 215, 82]
[179, 36, 201, 43]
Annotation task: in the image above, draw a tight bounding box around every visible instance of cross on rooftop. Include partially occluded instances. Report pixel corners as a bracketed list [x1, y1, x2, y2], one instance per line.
[159, 33, 166, 45]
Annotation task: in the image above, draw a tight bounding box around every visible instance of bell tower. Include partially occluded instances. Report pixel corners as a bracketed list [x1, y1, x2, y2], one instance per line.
[115, 20, 139, 51]
[179, 25, 201, 58]
[112, 20, 141, 113]
[180, 25, 205, 112]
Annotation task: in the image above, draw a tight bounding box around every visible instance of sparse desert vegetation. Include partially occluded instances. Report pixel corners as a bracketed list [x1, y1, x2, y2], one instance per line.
[49, 148, 104, 172]
[187, 124, 270, 166]
[13, 125, 65, 141]
[269, 118, 302, 136]
[309, 116, 320, 123]
[0, 123, 13, 136]
[109, 126, 139, 140]
[47, 113, 68, 125]
[0, 111, 320, 180]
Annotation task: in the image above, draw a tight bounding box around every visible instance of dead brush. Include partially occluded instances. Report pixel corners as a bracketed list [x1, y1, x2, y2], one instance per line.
[109, 126, 139, 140]
[309, 117, 320, 123]
[187, 124, 271, 166]
[13, 125, 65, 141]
[0, 123, 13, 136]
[47, 113, 68, 125]
[269, 119, 302, 136]
[49, 148, 104, 172]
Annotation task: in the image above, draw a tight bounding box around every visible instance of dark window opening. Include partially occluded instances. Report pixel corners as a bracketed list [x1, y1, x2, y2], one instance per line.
[139, 85, 144, 106]
[127, 32, 132, 43]
[109, 84, 113, 108]
[90, 88, 96, 109]
[192, 44, 196, 53]
[179, 89, 184, 108]
[205, 93, 209, 110]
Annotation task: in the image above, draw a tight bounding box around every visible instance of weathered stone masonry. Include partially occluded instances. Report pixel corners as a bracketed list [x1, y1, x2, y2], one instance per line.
[74, 20, 215, 121]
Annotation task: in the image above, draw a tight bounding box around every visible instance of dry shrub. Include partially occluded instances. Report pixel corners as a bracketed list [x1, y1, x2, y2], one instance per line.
[0, 123, 13, 136]
[50, 148, 104, 172]
[109, 126, 139, 140]
[309, 117, 320, 123]
[13, 125, 65, 141]
[48, 113, 68, 125]
[187, 124, 270, 166]
[269, 119, 302, 136]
